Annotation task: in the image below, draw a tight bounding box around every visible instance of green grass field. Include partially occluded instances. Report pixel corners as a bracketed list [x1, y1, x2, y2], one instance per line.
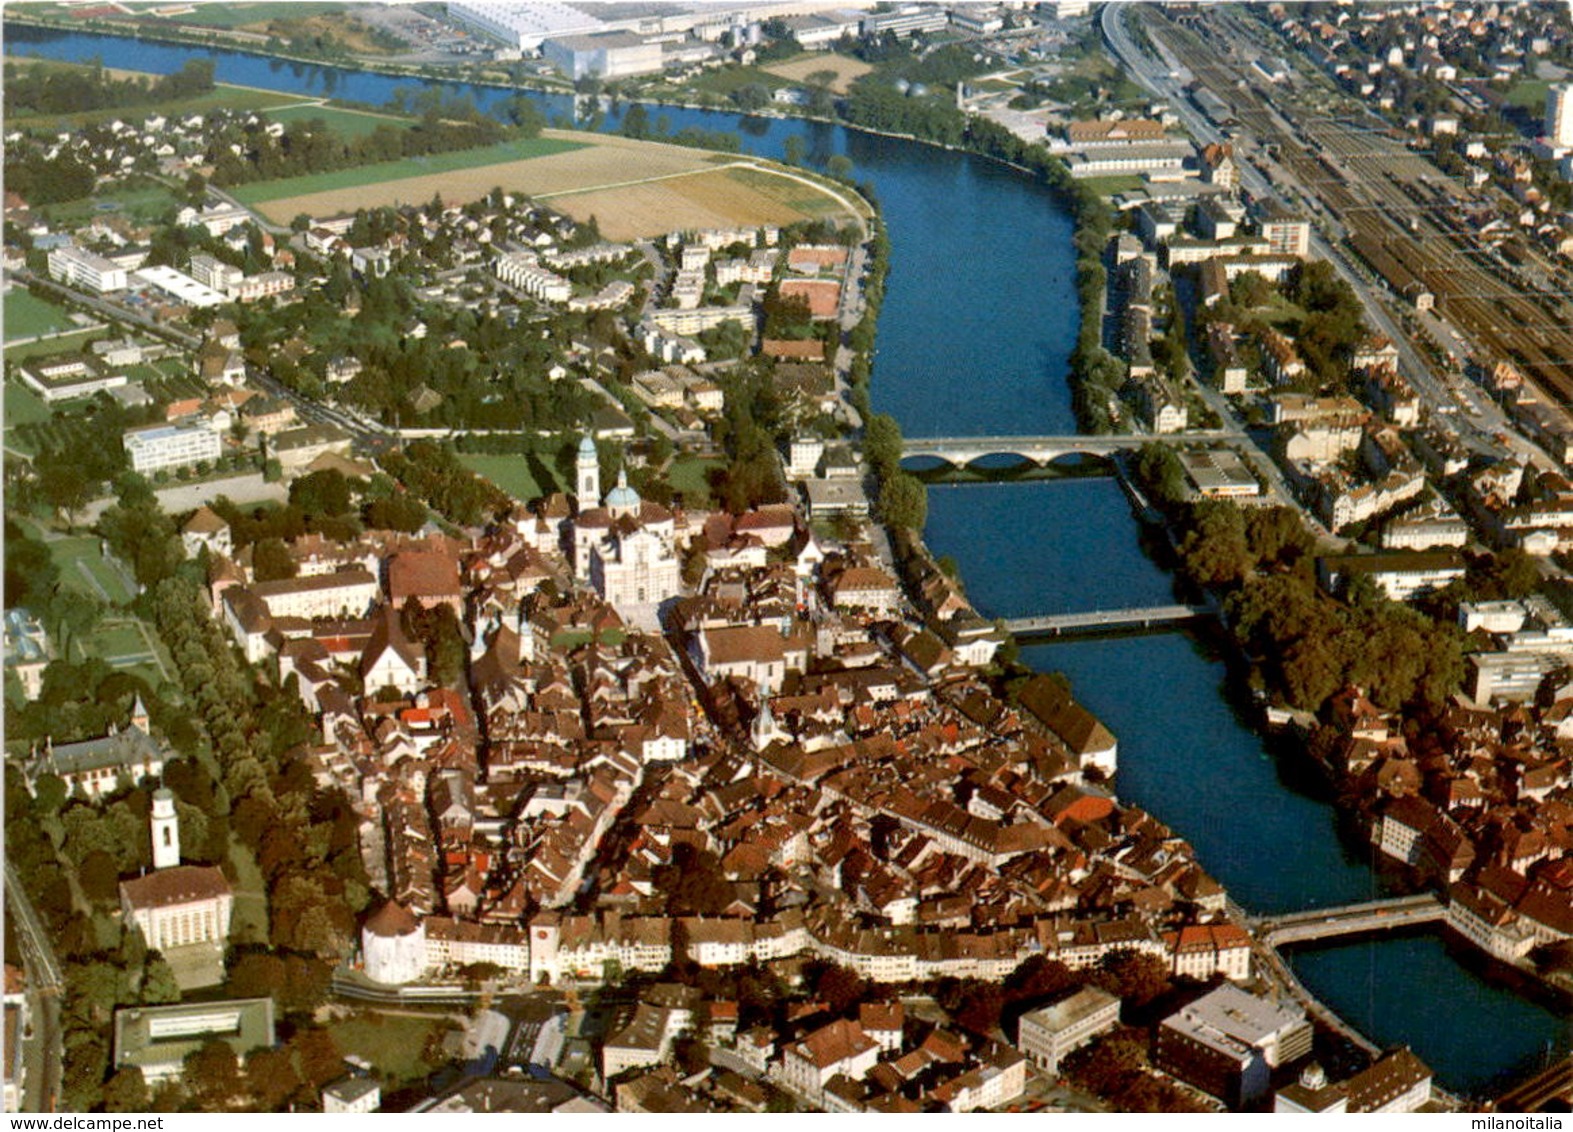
[683, 65, 783, 97]
[328, 1013, 453, 1085]
[458, 453, 557, 503]
[228, 136, 588, 205]
[666, 455, 719, 503]
[227, 842, 270, 945]
[265, 102, 414, 139]
[1505, 79, 1551, 112]
[131, 1, 350, 28]
[1076, 174, 1145, 197]
[5, 329, 101, 364]
[49, 536, 137, 605]
[4, 291, 74, 341]
[41, 180, 180, 228]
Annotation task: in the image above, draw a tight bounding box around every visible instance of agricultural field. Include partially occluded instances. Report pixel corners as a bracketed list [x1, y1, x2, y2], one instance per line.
[116, 1, 348, 27]
[761, 52, 873, 94]
[4, 291, 75, 341]
[245, 130, 862, 237]
[234, 134, 590, 213]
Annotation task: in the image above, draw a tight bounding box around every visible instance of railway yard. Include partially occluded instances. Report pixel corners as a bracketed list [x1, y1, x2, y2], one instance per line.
[1144, 6, 1573, 411]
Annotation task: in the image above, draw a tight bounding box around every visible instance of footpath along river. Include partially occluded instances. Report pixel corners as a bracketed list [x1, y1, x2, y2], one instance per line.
[6, 22, 1568, 1096]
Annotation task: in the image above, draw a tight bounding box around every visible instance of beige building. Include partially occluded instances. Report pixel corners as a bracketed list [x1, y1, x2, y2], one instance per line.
[1016, 986, 1120, 1076]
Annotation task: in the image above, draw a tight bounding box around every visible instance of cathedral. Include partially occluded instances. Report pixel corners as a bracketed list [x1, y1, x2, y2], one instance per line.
[571, 437, 681, 611]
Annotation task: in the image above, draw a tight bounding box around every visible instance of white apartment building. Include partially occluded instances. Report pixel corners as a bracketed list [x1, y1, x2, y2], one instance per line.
[48, 245, 129, 293]
[123, 420, 222, 475]
[495, 251, 572, 303]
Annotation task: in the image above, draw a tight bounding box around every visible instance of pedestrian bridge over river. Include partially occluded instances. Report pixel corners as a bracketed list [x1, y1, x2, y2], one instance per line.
[899, 430, 1245, 467]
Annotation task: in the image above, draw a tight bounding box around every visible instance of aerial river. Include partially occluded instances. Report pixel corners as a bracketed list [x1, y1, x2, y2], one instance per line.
[6, 23, 1567, 1096]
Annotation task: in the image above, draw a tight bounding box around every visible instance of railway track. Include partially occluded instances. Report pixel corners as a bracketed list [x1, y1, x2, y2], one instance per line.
[1151, 8, 1573, 407]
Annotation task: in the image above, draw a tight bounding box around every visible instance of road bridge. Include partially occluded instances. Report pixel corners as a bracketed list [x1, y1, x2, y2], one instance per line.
[1003, 604, 1212, 638]
[1258, 893, 1446, 947]
[899, 430, 1244, 467]
[1493, 1055, 1573, 1112]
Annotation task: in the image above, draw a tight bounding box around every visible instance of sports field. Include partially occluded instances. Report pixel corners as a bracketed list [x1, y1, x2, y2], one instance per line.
[233, 135, 590, 210]
[247, 130, 868, 236]
[761, 53, 872, 94]
[5, 291, 74, 341]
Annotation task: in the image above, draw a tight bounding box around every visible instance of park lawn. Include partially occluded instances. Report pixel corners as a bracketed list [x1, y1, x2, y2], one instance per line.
[4, 290, 74, 341]
[228, 136, 589, 205]
[665, 455, 720, 502]
[328, 1013, 453, 1085]
[227, 842, 270, 946]
[457, 453, 552, 503]
[265, 102, 415, 139]
[5, 383, 53, 428]
[49, 537, 137, 605]
[1505, 79, 1551, 112]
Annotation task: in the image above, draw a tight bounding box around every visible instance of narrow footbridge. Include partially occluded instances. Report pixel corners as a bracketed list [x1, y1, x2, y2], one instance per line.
[1003, 604, 1212, 637]
[1257, 893, 1446, 947]
[900, 430, 1244, 466]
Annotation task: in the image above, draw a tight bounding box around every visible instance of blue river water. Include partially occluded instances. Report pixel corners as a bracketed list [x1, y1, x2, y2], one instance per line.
[5, 23, 1566, 1097]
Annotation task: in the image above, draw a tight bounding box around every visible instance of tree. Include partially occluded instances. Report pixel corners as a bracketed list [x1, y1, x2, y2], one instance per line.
[140, 952, 181, 1005]
[251, 537, 298, 582]
[185, 1040, 242, 1111]
[783, 135, 807, 166]
[103, 1066, 151, 1113]
[620, 102, 651, 139]
[879, 471, 927, 530]
[245, 1046, 302, 1111]
[861, 413, 904, 475]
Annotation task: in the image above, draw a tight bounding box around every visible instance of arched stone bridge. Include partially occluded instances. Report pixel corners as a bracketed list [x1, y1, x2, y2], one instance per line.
[899, 430, 1246, 467]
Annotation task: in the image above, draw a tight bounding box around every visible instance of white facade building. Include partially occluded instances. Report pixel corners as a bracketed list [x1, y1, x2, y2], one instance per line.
[123, 420, 222, 475]
[48, 245, 129, 293]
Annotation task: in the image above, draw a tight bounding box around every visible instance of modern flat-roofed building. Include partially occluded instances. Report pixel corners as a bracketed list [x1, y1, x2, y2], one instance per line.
[1016, 986, 1120, 1075]
[133, 264, 227, 309]
[448, 0, 604, 51]
[1155, 985, 1312, 1109]
[47, 245, 128, 293]
[123, 420, 222, 475]
[1547, 83, 1573, 148]
[543, 30, 663, 80]
[112, 999, 274, 1084]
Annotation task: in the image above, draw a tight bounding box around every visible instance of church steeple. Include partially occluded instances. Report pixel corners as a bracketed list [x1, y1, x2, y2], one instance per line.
[151, 787, 180, 870]
[576, 435, 600, 509]
[130, 693, 150, 734]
